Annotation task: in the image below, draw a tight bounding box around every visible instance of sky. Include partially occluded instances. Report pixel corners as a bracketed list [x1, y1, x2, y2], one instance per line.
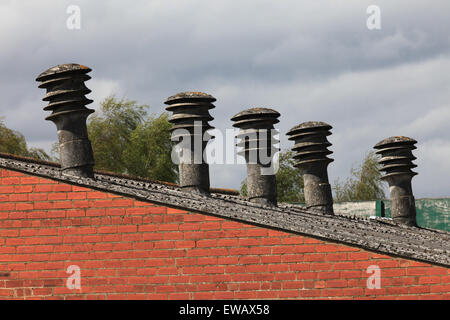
[1, 0, 449, 197]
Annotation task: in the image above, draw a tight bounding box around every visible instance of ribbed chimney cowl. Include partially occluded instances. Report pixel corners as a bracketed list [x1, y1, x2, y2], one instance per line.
[374, 136, 418, 227]
[287, 121, 334, 215]
[231, 108, 280, 206]
[36, 63, 95, 178]
[164, 91, 215, 194]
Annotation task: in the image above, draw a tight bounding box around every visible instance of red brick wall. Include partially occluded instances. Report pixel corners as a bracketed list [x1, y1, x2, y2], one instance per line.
[0, 168, 449, 300]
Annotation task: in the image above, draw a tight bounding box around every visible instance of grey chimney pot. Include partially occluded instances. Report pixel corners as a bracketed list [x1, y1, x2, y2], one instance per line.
[231, 107, 280, 206]
[36, 63, 95, 178]
[164, 91, 215, 194]
[374, 136, 418, 226]
[287, 121, 334, 214]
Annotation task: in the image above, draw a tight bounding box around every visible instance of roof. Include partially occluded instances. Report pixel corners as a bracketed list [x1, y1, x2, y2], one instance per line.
[0, 152, 449, 267]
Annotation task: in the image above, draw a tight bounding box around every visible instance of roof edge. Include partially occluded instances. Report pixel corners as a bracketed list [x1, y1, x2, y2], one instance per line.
[0, 154, 448, 267]
[0, 153, 238, 196]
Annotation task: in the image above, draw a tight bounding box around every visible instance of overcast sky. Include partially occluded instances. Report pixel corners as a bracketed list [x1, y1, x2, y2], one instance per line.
[1, 0, 449, 197]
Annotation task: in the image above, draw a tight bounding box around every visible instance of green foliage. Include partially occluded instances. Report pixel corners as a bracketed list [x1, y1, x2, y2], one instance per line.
[0, 118, 51, 161]
[333, 151, 385, 202]
[123, 113, 177, 182]
[240, 150, 305, 203]
[87, 96, 177, 182]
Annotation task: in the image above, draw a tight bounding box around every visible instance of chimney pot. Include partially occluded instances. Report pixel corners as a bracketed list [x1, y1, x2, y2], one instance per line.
[287, 121, 334, 214]
[164, 91, 215, 194]
[374, 136, 418, 226]
[231, 107, 280, 206]
[36, 63, 95, 177]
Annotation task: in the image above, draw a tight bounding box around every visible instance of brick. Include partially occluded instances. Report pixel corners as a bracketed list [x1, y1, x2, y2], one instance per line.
[303, 254, 326, 262]
[9, 211, 27, 219]
[333, 262, 355, 270]
[34, 185, 53, 192]
[348, 252, 370, 261]
[376, 260, 399, 268]
[426, 268, 447, 276]
[326, 253, 347, 261]
[148, 207, 166, 214]
[204, 266, 224, 274]
[9, 194, 28, 201]
[67, 185, 88, 192]
[20, 177, 40, 184]
[14, 185, 33, 193]
[315, 244, 340, 252]
[327, 280, 347, 288]
[342, 288, 364, 296]
[3, 177, 20, 184]
[117, 225, 137, 233]
[0, 186, 14, 193]
[33, 288, 53, 296]
[383, 269, 406, 277]
[166, 208, 187, 215]
[67, 192, 86, 200]
[238, 238, 260, 246]
[33, 202, 53, 210]
[48, 193, 66, 201]
[29, 194, 48, 201]
[409, 261, 430, 267]
[47, 210, 66, 218]
[247, 229, 268, 237]
[154, 241, 174, 249]
[200, 222, 221, 230]
[419, 276, 441, 285]
[97, 226, 117, 234]
[318, 272, 340, 280]
[390, 277, 414, 286]
[246, 265, 267, 273]
[340, 271, 361, 279]
[86, 191, 107, 199]
[15, 203, 34, 211]
[73, 201, 89, 208]
[0, 203, 15, 211]
[52, 185, 72, 192]
[419, 295, 441, 300]
[86, 209, 105, 217]
[281, 237, 303, 245]
[158, 224, 179, 231]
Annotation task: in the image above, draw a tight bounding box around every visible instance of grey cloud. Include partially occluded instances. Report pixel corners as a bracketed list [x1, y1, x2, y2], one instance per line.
[0, 0, 449, 197]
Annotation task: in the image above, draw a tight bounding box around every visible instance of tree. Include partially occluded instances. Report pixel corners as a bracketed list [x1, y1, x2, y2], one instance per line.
[240, 150, 305, 203]
[333, 151, 385, 202]
[86, 96, 177, 183]
[122, 113, 176, 182]
[0, 118, 51, 161]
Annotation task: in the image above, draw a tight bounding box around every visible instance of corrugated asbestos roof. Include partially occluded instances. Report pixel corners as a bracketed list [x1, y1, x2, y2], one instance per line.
[0, 153, 449, 267]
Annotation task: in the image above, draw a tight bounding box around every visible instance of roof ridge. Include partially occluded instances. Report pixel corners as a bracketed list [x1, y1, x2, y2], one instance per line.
[0, 154, 448, 267]
[0, 152, 238, 195]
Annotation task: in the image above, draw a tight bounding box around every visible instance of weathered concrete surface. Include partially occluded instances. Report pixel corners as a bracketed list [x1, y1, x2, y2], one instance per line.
[1, 153, 449, 267]
[231, 108, 279, 206]
[287, 121, 334, 215]
[375, 136, 418, 226]
[36, 63, 95, 178]
[164, 91, 215, 194]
